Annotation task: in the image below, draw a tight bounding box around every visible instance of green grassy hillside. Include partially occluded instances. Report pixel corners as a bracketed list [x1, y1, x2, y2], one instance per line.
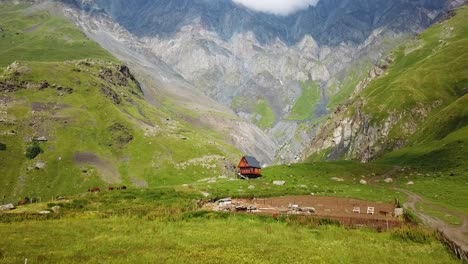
[0, 189, 459, 264]
[0, 2, 464, 263]
[0, 3, 240, 202]
[360, 6, 468, 147]
[0, 2, 114, 66]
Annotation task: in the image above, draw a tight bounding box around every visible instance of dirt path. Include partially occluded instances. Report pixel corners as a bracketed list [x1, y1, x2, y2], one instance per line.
[370, 166, 468, 257]
[396, 188, 468, 254]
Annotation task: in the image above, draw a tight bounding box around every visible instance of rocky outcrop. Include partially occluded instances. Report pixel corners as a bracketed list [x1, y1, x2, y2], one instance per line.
[60, 0, 454, 164]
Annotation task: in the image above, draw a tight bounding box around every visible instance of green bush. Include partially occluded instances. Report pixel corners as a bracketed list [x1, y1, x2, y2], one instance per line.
[319, 218, 341, 227]
[403, 210, 420, 224]
[60, 199, 88, 209]
[0, 143, 6, 151]
[391, 226, 437, 244]
[25, 142, 43, 159]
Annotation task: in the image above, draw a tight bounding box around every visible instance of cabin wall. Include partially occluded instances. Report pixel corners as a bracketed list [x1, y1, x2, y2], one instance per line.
[239, 168, 261, 175]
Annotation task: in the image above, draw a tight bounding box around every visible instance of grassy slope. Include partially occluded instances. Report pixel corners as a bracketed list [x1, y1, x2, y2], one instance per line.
[288, 80, 321, 121]
[193, 161, 405, 203]
[327, 60, 371, 110]
[359, 6, 467, 137]
[0, 2, 462, 262]
[373, 8, 468, 213]
[0, 3, 113, 66]
[254, 98, 276, 129]
[300, 7, 468, 213]
[0, 189, 459, 264]
[0, 3, 240, 202]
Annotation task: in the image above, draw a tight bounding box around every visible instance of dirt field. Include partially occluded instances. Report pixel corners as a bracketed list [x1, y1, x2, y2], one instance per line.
[239, 196, 396, 220]
[208, 195, 402, 228]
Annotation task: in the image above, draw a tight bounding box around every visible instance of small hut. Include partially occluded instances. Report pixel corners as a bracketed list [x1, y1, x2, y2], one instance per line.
[238, 155, 262, 178]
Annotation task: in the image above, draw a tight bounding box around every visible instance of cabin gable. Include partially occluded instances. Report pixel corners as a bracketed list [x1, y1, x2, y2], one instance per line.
[237, 155, 262, 177]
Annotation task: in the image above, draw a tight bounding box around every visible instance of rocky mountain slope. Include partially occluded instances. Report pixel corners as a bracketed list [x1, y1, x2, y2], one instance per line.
[0, 2, 241, 201]
[304, 6, 468, 166]
[60, 0, 456, 164]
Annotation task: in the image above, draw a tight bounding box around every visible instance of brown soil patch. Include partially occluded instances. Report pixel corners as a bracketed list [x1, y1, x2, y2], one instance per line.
[239, 196, 397, 221]
[74, 152, 121, 184]
[31, 102, 69, 112]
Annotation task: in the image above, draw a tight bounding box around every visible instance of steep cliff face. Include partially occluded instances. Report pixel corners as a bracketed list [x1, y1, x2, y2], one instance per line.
[304, 6, 468, 162]
[61, 0, 456, 164]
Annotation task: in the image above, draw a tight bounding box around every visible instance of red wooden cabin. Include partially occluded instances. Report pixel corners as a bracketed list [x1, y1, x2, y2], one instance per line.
[238, 156, 262, 178]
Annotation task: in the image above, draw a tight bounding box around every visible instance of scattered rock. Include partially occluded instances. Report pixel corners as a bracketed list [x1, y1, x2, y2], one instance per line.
[384, 178, 393, 183]
[201, 191, 210, 197]
[39, 80, 49, 89]
[51, 206, 60, 213]
[235, 205, 247, 211]
[0, 204, 15, 211]
[38, 210, 51, 215]
[35, 161, 46, 169]
[100, 85, 121, 104]
[299, 207, 316, 213]
[407, 181, 414, 185]
[248, 185, 255, 189]
[56, 86, 73, 95]
[34, 136, 48, 142]
[247, 205, 257, 211]
[331, 177, 344, 182]
[359, 179, 367, 185]
[300, 184, 307, 188]
[108, 123, 134, 146]
[0, 81, 20, 92]
[273, 180, 286, 186]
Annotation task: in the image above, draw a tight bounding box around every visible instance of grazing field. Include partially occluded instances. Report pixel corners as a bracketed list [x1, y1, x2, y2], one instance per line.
[0, 189, 460, 264]
[190, 161, 406, 204]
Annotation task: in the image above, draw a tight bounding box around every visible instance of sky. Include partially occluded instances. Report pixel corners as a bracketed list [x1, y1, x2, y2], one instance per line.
[232, 0, 320, 16]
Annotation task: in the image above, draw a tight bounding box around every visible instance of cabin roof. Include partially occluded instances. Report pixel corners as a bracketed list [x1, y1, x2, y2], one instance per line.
[244, 156, 261, 169]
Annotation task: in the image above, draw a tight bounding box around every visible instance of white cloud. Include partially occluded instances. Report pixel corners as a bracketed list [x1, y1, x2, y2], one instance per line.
[232, 0, 319, 16]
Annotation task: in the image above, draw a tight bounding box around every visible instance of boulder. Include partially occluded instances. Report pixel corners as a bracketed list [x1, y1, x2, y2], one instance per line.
[35, 161, 46, 169]
[51, 206, 61, 213]
[407, 181, 414, 185]
[39, 210, 51, 214]
[384, 178, 393, 183]
[331, 177, 344, 182]
[0, 204, 15, 211]
[273, 180, 286, 186]
[235, 205, 247, 211]
[34, 136, 48, 142]
[300, 207, 316, 213]
[359, 179, 367, 185]
[247, 205, 257, 211]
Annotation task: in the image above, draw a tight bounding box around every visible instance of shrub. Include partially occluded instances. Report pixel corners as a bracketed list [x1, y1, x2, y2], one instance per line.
[60, 199, 88, 209]
[0, 143, 6, 151]
[391, 226, 437, 244]
[25, 142, 43, 159]
[319, 218, 341, 227]
[403, 210, 420, 224]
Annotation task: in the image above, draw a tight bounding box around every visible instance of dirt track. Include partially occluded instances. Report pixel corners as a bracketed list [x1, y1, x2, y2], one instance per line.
[397, 188, 468, 257]
[374, 166, 468, 258]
